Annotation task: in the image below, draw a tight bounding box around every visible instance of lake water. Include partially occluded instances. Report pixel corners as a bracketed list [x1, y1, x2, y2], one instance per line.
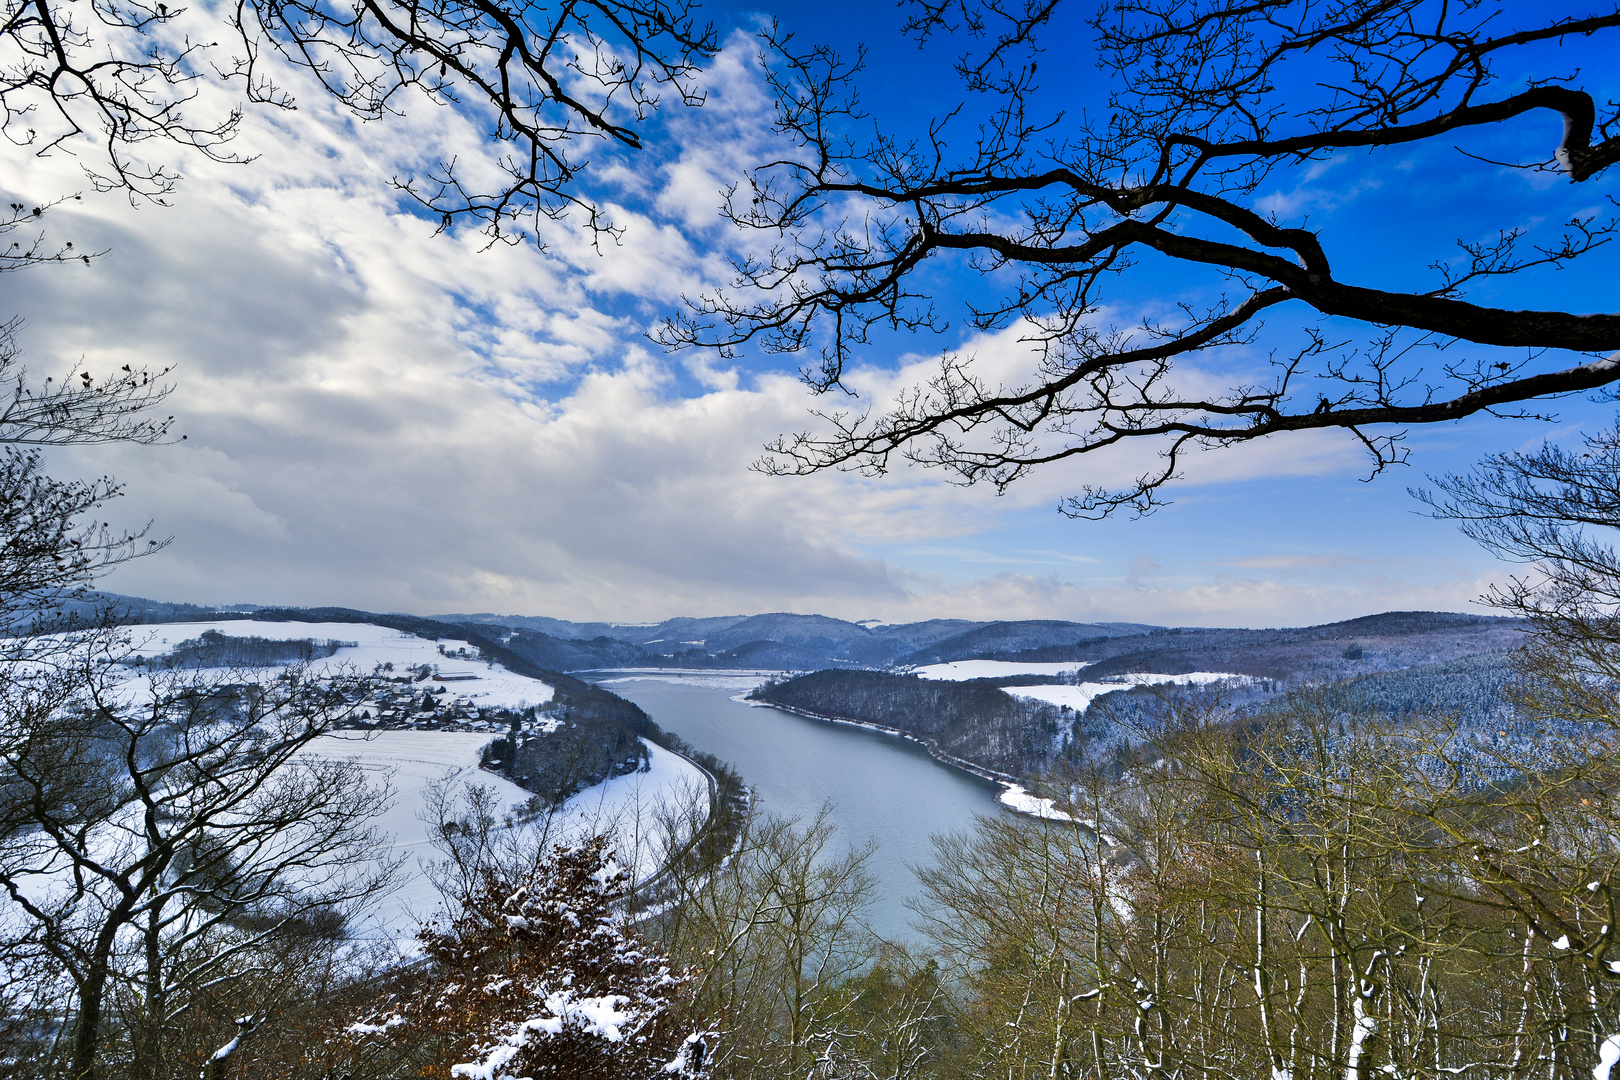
[589, 673, 1005, 942]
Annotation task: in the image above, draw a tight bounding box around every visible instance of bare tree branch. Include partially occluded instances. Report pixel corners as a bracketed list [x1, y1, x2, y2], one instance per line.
[663, 0, 1620, 515]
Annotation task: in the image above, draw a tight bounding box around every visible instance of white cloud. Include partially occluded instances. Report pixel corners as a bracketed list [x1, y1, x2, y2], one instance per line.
[0, 26, 1519, 628]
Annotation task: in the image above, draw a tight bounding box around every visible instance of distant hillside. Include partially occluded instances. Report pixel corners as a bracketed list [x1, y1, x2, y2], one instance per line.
[901, 620, 1156, 665]
[440, 610, 997, 667]
[76, 595, 1520, 684]
[990, 611, 1525, 683]
[497, 628, 653, 672]
[757, 644, 1534, 782]
[66, 594, 1543, 786]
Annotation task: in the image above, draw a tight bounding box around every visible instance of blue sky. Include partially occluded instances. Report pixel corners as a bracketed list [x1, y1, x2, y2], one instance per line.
[4, 0, 1615, 625]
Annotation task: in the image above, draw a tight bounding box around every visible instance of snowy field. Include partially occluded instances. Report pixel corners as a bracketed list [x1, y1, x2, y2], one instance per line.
[1002, 671, 1243, 714]
[295, 731, 533, 940]
[121, 620, 556, 710]
[912, 660, 1094, 681]
[299, 732, 708, 946]
[27, 622, 705, 947]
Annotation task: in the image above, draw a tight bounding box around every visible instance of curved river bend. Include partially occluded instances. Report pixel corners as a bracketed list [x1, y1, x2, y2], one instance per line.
[589, 673, 1005, 942]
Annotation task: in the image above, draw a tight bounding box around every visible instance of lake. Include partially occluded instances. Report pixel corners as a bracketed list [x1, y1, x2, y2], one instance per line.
[589, 672, 1006, 942]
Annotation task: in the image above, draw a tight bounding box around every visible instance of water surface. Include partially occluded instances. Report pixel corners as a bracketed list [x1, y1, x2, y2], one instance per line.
[592, 673, 1004, 941]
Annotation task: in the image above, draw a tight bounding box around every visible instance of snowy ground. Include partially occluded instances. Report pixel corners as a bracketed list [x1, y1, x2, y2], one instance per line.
[912, 660, 1094, 681]
[299, 732, 708, 946]
[1003, 671, 1243, 713]
[121, 620, 555, 710]
[998, 784, 1076, 821]
[295, 731, 533, 940]
[21, 622, 704, 948]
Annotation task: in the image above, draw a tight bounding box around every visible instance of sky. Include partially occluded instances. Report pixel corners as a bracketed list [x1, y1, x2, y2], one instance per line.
[2, 0, 1617, 628]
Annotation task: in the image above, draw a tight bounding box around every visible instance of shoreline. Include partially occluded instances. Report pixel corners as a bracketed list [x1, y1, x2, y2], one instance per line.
[591, 669, 1071, 824]
[735, 697, 1070, 816]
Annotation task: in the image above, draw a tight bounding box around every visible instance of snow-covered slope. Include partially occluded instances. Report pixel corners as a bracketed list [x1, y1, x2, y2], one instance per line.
[122, 620, 555, 709]
[1003, 671, 1242, 713]
[912, 660, 1094, 681]
[299, 732, 707, 946]
[103, 622, 702, 944]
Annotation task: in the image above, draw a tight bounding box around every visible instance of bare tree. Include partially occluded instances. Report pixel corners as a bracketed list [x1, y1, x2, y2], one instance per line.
[1, 196, 104, 272]
[1420, 419, 1620, 665]
[661, 0, 1620, 515]
[3, 0, 716, 233]
[0, 655, 392, 1080]
[647, 806, 878, 1080]
[0, 316, 175, 675]
[918, 694, 1620, 1080]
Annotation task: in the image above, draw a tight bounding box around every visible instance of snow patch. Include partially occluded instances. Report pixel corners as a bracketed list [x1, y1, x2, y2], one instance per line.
[998, 784, 1075, 822]
[1598, 1034, 1620, 1080]
[1004, 671, 1244, 714]
[913, 660, 1094, 681]
[450, 992, 640, 1080]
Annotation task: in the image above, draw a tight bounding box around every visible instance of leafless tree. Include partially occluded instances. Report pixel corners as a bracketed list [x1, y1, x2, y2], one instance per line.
[0, 655, 392, 1080]
[661, 0, 1620, 515]
[0, 317, 175, 664]
[2, 0, 715, 235]
[647, 806, 878, 1080]
[918, 694, 1620, 1080]
[1, 196, 104, 272]
[1421, 419, 1620, 663]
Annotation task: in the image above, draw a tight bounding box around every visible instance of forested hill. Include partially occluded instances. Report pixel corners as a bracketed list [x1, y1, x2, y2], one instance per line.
[1008, 611, 1526, 681]
[438, 609, 1159, 669]
[754, 648, 1533, 783]
[82, 594, 1525, 683]
[749, 671, 1067, 780]
[79, 595, 1533, 783]
[414, 608, 1530, 678]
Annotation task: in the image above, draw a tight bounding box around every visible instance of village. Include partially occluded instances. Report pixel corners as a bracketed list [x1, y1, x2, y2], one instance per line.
[340, 643, 564, 735]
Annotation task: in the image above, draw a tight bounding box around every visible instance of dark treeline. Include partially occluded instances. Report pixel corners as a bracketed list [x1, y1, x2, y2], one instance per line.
[480, 714, 649, 806]
[749, 670, 1067, 778]
[125, 630, 356, 669]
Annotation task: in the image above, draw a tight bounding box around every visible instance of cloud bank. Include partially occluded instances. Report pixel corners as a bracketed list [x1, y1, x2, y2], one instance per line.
[0, 28, 1516, 626]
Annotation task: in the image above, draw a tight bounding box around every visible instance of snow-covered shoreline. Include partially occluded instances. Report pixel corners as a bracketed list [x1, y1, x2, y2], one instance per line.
[755, 700, 1102, 824]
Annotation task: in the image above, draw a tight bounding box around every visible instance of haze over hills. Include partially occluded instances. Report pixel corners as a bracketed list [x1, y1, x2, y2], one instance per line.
[82, 592, 1526, 684]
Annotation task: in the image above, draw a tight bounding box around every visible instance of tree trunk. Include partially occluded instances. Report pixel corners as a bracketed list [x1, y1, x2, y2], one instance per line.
[130, 903, 165, 1080]
[69, 959, 112, 1080]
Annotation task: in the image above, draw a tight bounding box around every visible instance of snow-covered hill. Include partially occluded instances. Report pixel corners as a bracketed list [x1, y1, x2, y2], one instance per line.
[98, 621, 705, 945]
[299, 731, 706, 946]
[122, 620, 556, 711]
